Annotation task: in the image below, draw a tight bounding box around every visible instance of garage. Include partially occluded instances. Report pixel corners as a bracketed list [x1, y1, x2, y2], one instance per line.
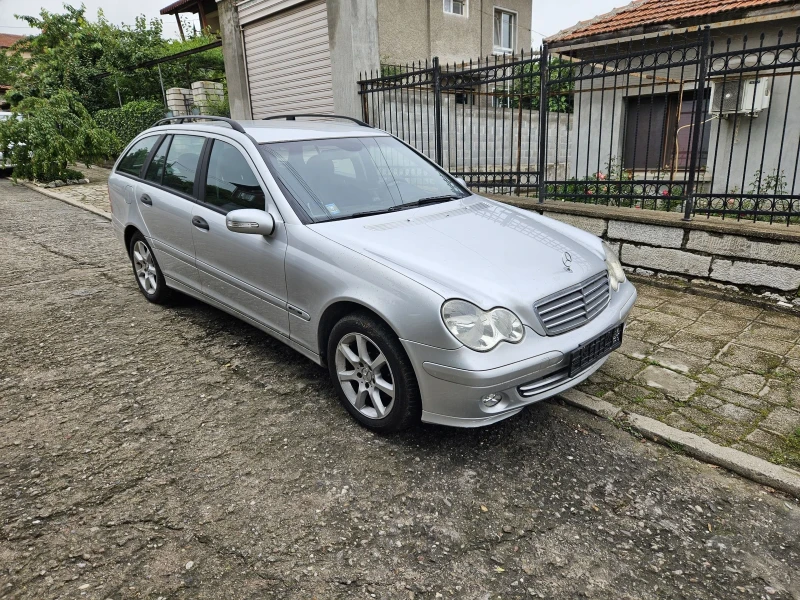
[240, 0, 335, 118]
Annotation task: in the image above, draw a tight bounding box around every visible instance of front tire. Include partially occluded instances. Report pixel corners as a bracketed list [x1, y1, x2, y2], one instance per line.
[129, 232, 171, 304]
[327, 312, 421, 432]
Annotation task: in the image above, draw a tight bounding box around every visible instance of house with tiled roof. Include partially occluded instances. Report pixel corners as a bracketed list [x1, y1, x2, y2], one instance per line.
[0, 33, 25, 52]
[541, 0, 800, 217]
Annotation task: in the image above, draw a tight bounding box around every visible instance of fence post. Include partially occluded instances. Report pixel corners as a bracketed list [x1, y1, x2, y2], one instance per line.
[359, 76, 370, 125]
[683, 26, 711, 221]
[538, 44, 549, 204]
[432, 56, 444, 166]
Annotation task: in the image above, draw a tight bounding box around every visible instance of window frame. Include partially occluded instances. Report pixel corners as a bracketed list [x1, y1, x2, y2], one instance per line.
[443, 0, 467, 16]
[493, 7, 517, 55]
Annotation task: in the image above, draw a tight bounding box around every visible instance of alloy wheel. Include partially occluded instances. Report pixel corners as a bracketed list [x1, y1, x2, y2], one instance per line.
[132, 240, 158, 295]
[334, 332, 395, 419]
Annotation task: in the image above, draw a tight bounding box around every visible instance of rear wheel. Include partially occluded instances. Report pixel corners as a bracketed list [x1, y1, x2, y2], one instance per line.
[328, 312, 421, 432]
[129, 232, 171, 304]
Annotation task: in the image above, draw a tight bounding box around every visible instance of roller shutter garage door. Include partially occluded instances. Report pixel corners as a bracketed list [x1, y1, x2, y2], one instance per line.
[243, 0, 335, 118]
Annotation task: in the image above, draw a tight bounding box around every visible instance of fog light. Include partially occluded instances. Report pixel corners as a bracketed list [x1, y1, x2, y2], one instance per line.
[481, 393, 503, 407]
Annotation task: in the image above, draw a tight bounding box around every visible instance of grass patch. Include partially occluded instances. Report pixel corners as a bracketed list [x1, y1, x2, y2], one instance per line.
[770, 428, 800, 468]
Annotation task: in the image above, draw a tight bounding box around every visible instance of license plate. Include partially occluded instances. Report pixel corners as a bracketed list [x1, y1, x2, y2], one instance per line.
[568, 324, 624, 377]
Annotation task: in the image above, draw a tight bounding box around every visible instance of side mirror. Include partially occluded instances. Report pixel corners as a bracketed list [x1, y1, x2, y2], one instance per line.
[455, 177, 468, 189]
[226, 209, 275, 236]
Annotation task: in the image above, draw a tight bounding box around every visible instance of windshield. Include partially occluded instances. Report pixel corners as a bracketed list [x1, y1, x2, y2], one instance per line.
[260, 136, 468, 222]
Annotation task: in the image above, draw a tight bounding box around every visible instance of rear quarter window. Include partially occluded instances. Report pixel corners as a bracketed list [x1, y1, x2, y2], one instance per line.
[117, 136, 160, 177]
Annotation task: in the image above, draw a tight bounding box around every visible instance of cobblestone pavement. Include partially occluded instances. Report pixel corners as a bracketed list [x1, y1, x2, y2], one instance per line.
[3, 179, 800, 599]
[581, 280, 800, 468]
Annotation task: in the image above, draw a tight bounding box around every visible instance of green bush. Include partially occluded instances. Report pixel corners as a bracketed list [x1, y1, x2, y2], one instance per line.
[0, 90, 117, 182]
[94, 100, 166, 153]
[200, 94, 230, 118]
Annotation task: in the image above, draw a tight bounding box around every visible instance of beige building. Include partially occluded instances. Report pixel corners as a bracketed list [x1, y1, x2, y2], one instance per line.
[378, 0, 532, 65]
[212, 0, 532, 121]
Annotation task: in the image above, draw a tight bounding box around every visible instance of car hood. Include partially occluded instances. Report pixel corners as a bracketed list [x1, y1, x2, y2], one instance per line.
[308, 196, 608, 327]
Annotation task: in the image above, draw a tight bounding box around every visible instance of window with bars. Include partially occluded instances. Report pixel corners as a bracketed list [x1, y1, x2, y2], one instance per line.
[443, 0, 466, 15]
[493, 8, 515, 54]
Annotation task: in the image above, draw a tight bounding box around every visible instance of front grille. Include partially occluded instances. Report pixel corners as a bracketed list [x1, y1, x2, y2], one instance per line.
[534, 272, 610, 336]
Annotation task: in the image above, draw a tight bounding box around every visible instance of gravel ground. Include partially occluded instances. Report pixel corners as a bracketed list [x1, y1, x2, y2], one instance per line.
[1, 178, 799, 600]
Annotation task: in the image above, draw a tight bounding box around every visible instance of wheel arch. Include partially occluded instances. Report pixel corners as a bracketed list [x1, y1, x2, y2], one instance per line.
[124, 225, 142, 255]
[317, 300, 401, 367]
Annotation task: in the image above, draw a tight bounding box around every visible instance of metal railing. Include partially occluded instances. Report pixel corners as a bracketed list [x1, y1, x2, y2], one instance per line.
[358, 26, 800, 225]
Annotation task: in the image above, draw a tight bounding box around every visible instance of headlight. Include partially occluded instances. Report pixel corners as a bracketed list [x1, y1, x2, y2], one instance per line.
[604, 242, 626, 291]
[441, 299, 524, 351]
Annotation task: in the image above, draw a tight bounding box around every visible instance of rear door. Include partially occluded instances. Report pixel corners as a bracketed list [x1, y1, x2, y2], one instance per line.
[191, 138, 290, 337]
[136, 134, 205, 290]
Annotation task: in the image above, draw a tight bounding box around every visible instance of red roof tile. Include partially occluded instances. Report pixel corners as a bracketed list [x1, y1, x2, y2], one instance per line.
[548, 0, 796, 42]
[0, 33, 25, 48]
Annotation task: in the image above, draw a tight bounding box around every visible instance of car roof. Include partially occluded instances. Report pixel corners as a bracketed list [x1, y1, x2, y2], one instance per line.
[151, 119, 391, 144]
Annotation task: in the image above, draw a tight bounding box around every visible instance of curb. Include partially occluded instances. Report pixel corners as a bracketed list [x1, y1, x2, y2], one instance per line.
[22, 182, 112, 222]
[558, 388, 800, 498]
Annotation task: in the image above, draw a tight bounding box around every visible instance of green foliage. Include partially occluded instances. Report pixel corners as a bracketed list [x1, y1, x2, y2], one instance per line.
[509, 57, 574, 113]
[200, 94, 230, 118]
[748, 168, 787, 196]
[0, 50, 26, 91]
[546, 156, 684, 212]
[8, 5, 224, 112]
[95, 100, 165, 153]
[0, 90, 116, 182]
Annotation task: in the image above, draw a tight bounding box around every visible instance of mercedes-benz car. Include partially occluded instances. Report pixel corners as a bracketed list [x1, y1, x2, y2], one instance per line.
[108, 115, 636, 431]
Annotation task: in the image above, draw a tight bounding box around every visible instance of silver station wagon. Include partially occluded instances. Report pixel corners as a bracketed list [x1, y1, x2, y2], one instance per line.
[108, 115, 637, 431]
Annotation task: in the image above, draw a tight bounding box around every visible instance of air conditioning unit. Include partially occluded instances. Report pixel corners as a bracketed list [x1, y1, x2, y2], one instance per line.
[711, 78, 771, 115]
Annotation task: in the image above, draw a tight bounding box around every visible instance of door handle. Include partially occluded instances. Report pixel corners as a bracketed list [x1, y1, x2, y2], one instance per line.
[139, 194, 152, 206]
[192, 216, 210, 230]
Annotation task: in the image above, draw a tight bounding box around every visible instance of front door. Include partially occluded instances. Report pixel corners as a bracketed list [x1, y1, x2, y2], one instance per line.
[191, 138, 290, 337]
[136, 134, 205, 290]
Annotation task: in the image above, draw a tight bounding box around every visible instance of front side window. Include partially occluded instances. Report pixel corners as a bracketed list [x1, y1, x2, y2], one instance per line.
[444, 0, 466, 15]
[493, 8, 515, 54]
[204, 140, 266, 212]
[162, 134, 205, 196]
[117, 136, 159, 177]
[260, 136, 468, 222]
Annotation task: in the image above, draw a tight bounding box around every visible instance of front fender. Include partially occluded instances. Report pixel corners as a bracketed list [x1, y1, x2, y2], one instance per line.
[284, 224, 461, 355]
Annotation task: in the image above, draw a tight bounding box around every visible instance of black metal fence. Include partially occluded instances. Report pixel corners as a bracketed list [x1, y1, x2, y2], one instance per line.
[358, 26, 800, 225]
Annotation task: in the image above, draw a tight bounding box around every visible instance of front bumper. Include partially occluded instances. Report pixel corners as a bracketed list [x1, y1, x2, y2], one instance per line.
[402, 280, 637, 427]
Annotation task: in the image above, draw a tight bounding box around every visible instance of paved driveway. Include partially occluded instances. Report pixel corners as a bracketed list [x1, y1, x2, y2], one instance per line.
[1, 179, 799, 599]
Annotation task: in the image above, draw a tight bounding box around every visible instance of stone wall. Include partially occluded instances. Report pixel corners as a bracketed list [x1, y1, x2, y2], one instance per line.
[493, 196, 800, 303]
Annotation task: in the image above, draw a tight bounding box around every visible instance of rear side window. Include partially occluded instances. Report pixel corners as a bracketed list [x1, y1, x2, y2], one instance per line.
[144, 135, 171, 184]
[204, 141, 265, 212]
[162, 135, 205, 196]
[117, 136, 159, 177]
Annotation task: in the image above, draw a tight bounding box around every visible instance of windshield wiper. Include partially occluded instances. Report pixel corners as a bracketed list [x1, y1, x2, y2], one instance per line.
[320, 196, 462, 222]
[388, 195, 461, 211]
[323, 208, 395, 222]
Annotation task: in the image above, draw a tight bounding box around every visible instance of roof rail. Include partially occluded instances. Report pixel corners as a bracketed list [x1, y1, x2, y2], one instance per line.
[263, 114, 372, 128]
[153, 115, 248, 135]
